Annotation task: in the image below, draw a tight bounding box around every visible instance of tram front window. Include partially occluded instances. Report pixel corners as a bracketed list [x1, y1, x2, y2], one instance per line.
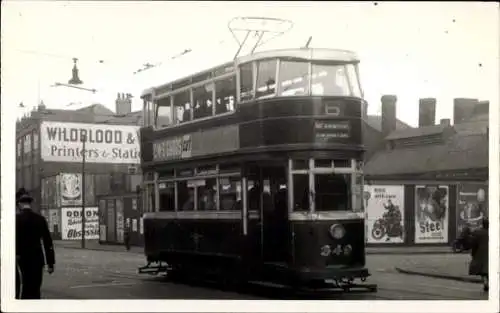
[292, 174, 310, 211]
[158, 182, 175, 211]
[311, 63, 361, 97]
[315, 173, 351, 211]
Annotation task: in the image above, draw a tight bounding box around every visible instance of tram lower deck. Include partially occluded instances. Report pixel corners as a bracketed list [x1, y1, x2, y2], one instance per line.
[139, 158, 374, 291]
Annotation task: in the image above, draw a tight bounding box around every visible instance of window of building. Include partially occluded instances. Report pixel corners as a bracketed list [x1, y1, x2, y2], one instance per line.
[17, 139, 22, 158]
[23, 166, 32, 190]
[177, 180, 195, 211]
[219, 177, 241, 211]
[278, 60, 309, 96]
[173, 91, 191, 124]
[95, 174, 111, 196]
[158, 182, 175, 211]
[215, 76, 236, 114]
[311, 63, 352, 97]
[197, 178, 217, 211]
[156, 97, 172, 127]
[292, 174, 309, 211]
[314, 173, 351, 211]
[240, 63, 253, 101]
[256, 59, 277, 98]
[144, 99, 155, 127]
[193, 84, 214, 120]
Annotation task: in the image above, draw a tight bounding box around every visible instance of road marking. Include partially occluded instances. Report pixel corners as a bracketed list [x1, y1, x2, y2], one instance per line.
[70, 281, 136, 289]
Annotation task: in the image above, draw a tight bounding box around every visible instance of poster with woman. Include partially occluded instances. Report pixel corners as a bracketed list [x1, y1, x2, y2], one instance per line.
[414, 185, 449, 244]
[364, 185, 405, 244]
[457, 183, 488, 233]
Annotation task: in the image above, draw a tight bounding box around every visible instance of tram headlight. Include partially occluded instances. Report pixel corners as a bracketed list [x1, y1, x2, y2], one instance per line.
[329, 224, 346, 239]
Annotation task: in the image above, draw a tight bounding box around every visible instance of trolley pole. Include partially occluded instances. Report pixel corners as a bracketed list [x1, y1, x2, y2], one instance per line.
[81, 134, 86, 249]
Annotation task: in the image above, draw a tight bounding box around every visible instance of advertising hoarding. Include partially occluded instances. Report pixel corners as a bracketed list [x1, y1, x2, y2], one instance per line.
[61, 207, 99, 240]
[364, 185, 405, 244]
[457, 183, 488, 233]
[41, 121, 140, 164]
[414, 185, 449, 244]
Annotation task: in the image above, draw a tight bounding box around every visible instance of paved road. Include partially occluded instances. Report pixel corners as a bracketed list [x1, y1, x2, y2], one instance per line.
[40, 248, 487, 300]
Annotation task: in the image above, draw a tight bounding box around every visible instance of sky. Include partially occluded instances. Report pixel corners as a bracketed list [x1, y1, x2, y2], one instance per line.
[1, 1, 499, 126]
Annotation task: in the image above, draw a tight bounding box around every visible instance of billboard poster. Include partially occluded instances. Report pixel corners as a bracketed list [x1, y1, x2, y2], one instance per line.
[415, 185, 449, 244]
[116, 199, 124, 243]
[457, 183, 488, 233]
[107, 199, 116, 242]
[48, 209, 60, 234]
[41, 121, 140, 164]
[59, 173, 83, 206]
[364, 185, 405, 244]
[61, 207, 99, 240]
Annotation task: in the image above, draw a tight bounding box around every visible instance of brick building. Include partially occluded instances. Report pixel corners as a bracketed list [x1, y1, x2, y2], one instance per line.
[15, 93, 143, 241]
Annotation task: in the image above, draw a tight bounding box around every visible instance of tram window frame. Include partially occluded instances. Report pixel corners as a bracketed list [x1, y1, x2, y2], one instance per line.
[144, 99, 155, 127]
[173, 90, 192, 124]
[143, 183, 156, 213]
[158, 182, 175, 211]
[292, 174, 310, 211]
[155, 96, 173, 128]
[345, 64, 363, 98]
[215, 76, 237, 115]
[278, 59, 310, 97]
[314, 173, 352, 211]
[239, 62, 254, 102]
[354, 173, 364, 212]
[197, 178, 217, 211]
[177, 180, 195, 211]
[193, 84, 214, 120]
[256, 59, 278, 99]
[219, 176, 242, 211]
[311, 62, 352, 97]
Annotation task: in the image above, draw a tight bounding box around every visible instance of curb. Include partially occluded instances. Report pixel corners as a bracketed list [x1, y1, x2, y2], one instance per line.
[55, 245, 142, 255]
[366, 251, 453, 255]
[395, 267, 482, 284]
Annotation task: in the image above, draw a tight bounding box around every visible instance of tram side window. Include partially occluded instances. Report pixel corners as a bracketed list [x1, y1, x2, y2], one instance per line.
[219, 177, 242, 211]
[292, 174, 310, 211]
[215, 76, 236, 114]
[177, 181, 195, 211]
[311, 63, 350, 97]
[158, 182, 175, 211]
[256, 59, 277, 98]
[155, 97, 172, 128]
[173, 91, 192, 124]
[346, 64, 363, 98]
[240, 63, 253, 102]
[278, 60, 309, 96]
[197, 178, 217, 211]
[315, 174, 351, 211]
[193, 84, 214, 120]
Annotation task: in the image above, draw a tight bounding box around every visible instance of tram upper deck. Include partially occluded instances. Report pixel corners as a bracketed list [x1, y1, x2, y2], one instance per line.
[140, 48, 366, 168]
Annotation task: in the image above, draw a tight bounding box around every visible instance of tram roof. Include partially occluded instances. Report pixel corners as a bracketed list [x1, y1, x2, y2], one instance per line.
[141, 48, 359, 98]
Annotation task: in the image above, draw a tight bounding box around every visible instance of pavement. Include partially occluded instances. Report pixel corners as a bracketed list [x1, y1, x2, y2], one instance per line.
[36, 247, 487, 300]
[53, 240, 482, 288]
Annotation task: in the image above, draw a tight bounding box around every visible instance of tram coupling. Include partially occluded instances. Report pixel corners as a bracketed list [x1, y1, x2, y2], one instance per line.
[137, 262, 170, 276]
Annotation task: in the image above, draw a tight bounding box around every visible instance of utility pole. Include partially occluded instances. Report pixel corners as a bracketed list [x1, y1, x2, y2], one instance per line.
[81, 134, 87, 248]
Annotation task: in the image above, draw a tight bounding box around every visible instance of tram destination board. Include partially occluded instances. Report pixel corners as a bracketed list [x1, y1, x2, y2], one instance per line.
[314, 119, 351, 143]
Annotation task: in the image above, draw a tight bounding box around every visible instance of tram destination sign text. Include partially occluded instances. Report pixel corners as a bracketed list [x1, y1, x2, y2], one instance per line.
[41, 121, 140, 164]
[314, 120, 351, 142]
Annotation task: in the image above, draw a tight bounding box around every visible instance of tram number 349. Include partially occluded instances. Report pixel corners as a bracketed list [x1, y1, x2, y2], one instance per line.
[320, 244, 353, 257]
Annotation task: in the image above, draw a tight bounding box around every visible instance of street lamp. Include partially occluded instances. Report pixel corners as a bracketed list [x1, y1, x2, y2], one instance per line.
[81, 133, 87, 248]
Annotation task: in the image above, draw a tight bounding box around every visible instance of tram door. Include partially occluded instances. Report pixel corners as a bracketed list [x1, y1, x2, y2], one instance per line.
[248, 166, 289, 263]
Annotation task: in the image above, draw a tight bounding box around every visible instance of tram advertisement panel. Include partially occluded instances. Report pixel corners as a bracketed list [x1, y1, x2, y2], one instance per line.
[414, 185, 449, 244]
[364, 185, 405, 244]
[457, 183, 488, 233]
[61, 207, 99, 240]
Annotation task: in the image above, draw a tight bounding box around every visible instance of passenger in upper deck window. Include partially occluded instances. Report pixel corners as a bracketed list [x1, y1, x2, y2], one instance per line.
[182, 103, 191, 122]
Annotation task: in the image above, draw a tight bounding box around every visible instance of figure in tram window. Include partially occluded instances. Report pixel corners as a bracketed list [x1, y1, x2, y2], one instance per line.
[182, 103, 191, 122]
[216, 97, 228, 114]
[199, 188, 216, 211]
[181, 189, 195, 211]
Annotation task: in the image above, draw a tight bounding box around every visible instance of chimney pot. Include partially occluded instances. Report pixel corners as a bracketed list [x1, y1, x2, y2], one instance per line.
[418, 98, 436, 127]
[381, 94, 397, 138]
[453, 98, 478, 124]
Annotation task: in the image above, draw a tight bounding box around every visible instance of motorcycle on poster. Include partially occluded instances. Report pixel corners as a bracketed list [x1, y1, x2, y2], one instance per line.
[457, 183, 487, 233]
[364, 185, 405, 243]
[415, 185, 449, 244]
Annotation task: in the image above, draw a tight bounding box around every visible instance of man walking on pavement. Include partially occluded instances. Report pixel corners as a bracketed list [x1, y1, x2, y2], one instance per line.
[16, 190, 55, 299]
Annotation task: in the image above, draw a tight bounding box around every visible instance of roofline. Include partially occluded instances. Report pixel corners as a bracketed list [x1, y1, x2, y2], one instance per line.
[141, 48, 360, 98]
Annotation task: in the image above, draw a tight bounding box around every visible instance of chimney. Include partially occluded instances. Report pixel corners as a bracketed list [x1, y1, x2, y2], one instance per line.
[116, 92, 132, 115]
[440, 118, 451, 126]
[418, 98, 436, 127]
[381, 95, 397, 137]
[453, 98, 478, 124]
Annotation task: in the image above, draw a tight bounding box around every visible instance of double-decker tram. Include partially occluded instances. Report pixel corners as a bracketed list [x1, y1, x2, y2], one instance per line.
[137, 46, 377, 293]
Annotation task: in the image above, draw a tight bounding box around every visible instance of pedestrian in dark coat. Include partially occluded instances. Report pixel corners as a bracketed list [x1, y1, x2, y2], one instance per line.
[16, 193, 55, 299]
[468, 218, 489, 292]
